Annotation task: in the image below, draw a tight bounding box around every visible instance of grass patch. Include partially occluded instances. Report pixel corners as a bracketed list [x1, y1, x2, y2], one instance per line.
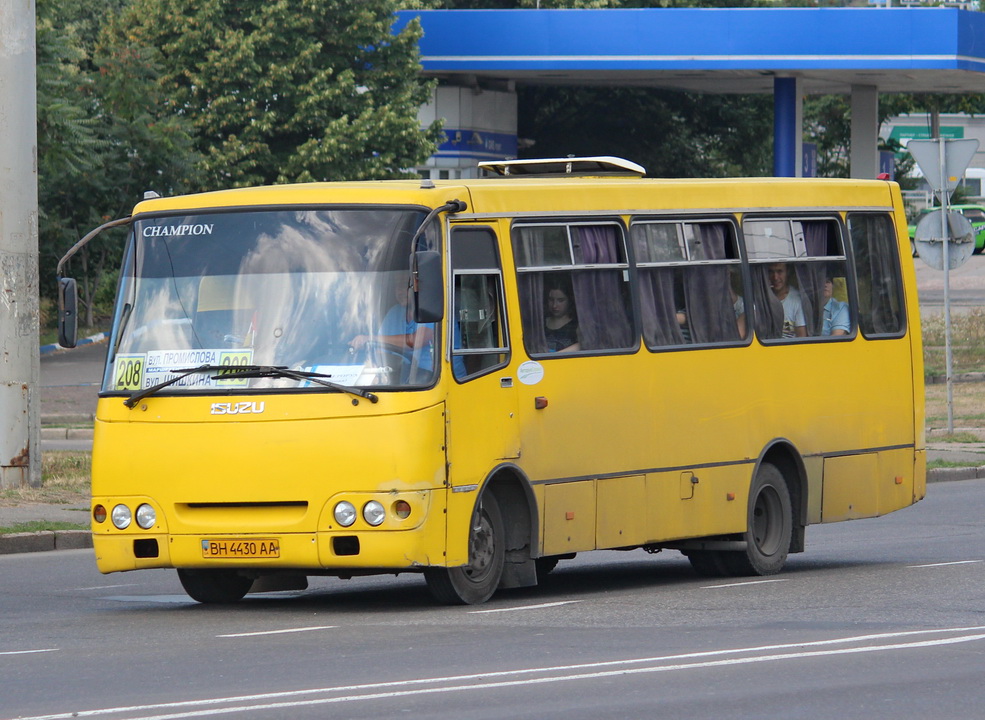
[0, 451, 91, 507]
[924, 309, 985, 376]
[0, 520, 88, 534]
[928, 458, 985, 469]
[928, 431, 983, 443]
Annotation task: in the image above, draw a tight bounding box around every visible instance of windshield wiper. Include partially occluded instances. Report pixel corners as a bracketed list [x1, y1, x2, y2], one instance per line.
[123, 364, 378, 408]
[226, 367, 378, 404]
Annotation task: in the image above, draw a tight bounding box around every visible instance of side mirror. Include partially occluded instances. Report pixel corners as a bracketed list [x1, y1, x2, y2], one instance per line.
[413, 250, 444, 324]
[57, 277, 78, 348]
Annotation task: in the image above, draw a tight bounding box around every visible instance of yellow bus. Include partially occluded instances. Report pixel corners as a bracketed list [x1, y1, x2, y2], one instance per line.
[57, 157, 925, 604]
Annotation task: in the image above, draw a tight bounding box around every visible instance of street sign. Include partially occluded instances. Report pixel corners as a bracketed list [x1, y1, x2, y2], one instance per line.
[913, 209, 975, 270]
[907, 138, 979, 193]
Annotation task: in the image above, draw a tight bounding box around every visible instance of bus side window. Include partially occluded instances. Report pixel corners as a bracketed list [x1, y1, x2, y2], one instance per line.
[514, 222, 634, 355]
[745, 218, 851, 341]
[451, 227, 509, 381]
[847, 213, 905, 337]
[633, 220, 744, 348]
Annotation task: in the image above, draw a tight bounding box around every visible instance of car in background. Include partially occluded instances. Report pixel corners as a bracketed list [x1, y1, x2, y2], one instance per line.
[909, 204, 985, 255]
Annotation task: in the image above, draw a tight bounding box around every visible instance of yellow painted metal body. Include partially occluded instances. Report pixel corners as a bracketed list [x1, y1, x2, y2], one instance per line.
[91, 175, 925, 576]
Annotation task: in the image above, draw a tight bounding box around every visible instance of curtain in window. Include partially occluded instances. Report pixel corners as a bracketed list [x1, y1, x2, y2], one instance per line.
[752, 265, 784, 340]
[570, 226, 633, 350]
[635, 223, 684, 347]
[793, 222, 828, 336]
[682, 224, 740, 343]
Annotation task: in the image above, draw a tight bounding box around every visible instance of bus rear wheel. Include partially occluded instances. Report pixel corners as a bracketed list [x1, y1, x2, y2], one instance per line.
[177, 569, 254, 604]
[723, 462, 792, 576]
[425, 494, 505, 605]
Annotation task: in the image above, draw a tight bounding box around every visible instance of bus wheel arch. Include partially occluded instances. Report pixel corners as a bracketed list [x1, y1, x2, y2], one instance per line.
[757, 441, 807, 554]
[485, 466, 539, 590]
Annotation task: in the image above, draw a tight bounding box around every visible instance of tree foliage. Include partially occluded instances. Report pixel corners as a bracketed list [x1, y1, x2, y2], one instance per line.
[101, 0, 442, 188]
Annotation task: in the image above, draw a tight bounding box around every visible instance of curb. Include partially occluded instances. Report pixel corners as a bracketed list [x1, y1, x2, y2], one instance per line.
[0, 530, 92, 555]
[40, 331, 109, 355]
[927, 466, 985, 483]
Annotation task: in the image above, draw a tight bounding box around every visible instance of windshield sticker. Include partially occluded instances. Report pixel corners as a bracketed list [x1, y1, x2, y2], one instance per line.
[517, 361, 544, 386]
[141, 223, 214, 237]
[141, 349, 255, 390]
[113, 354, 146, 391]
[302, 365, 365, 386]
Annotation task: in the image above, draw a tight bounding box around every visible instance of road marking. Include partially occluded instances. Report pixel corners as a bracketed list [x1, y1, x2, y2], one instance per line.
[907, 560, 983, 568]
[701, 578, 788, 589]
[104, 595, 194, 604]
[16, 626, 985, 720]
[0, 648, 58, 657]
[468, 600, 582, 614]
[217, 626, 337, 638]
[72, 583, 141, 591]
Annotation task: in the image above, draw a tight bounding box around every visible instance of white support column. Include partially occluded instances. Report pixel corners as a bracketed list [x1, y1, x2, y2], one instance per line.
[850, 84, 879, 179]
[0, 0, 41, 488]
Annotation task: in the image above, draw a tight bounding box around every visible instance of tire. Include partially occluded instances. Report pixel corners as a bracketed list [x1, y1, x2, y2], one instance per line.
[722, 462, 792, 576]
[177, 569, 253, 604]
[425, 493, 505, 605]
[685, 549, 729, 577]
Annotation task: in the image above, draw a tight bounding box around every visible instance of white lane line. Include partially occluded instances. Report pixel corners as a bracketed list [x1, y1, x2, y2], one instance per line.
[468, 600, 582, 614]
[701, 579, 788, 589]
[0, 648, 58, 657]
[73, 583, 141, 591]
[217, 626, 337, 638]
[17, 625, 985, 720]
[908, 560, 983, 568]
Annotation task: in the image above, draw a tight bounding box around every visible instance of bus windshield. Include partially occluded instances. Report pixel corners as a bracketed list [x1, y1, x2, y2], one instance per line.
[103, 207, 439, 396]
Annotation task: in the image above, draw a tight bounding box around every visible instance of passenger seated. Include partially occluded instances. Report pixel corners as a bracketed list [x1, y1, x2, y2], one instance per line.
[544, 278, 580, 352]
[767, 262, 806, 338]
[821, 276, 850, 336]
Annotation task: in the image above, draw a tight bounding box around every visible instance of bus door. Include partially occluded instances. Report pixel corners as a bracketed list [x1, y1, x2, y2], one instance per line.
[444, 225, 518, 563]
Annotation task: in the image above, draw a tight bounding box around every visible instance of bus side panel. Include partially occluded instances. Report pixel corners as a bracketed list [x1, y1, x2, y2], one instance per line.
[643, 467, 748, 544]
[821, 447, 914, 523]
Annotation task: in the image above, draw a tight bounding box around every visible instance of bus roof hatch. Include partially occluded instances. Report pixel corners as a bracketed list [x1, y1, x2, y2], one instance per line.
[478, 156, 646, 178]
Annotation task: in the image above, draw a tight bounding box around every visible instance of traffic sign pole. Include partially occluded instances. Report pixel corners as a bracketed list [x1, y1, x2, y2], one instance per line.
[909, 137, 981, 435]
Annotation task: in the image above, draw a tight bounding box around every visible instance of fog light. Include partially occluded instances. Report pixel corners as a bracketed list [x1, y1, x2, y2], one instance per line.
[93, 504, 107, 524]
[363, 500, 385, 527]
[334, 501, 356, 527]
[393, 500, 411, 519]
[135, 503, 157, 530]
[111, 504, 132, 530]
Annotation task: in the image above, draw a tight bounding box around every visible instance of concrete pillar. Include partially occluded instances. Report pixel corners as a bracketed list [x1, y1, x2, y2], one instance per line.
[0, 0, 41, 489]
[850, 84, 879, 179]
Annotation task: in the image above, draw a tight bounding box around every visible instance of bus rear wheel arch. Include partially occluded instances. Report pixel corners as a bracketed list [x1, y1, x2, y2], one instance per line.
[724, 461, 792, 576]
[685, 460, 793, 578]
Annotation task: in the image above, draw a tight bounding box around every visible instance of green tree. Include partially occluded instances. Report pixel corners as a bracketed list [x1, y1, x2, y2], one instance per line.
[517, 86, 772, 177]
[36, 0, 199, 324]
[102, 0, 442, 189]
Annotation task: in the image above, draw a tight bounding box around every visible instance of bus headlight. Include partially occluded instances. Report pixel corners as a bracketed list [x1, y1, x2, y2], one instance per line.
[334, 501, 356, 527]
[363, 501, 385, 527]
[135, 504, 157, 530]
[111, 504, 132, 530]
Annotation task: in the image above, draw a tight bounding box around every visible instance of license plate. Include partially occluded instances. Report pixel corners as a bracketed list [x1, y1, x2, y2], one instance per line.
[201, 538, 280, 559]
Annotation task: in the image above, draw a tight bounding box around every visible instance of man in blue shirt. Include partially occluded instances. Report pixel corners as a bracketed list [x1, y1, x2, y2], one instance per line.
[821, 277, 850, 337]
[351, 276, 434, 374]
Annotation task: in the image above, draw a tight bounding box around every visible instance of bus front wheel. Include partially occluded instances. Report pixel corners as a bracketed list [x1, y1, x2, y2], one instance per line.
[725, 462, 792, 576]
[425, 494, 505, 605]
[177, 569, 254, 604]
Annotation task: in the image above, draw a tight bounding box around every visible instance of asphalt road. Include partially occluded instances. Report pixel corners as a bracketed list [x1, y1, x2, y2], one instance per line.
[2, 478, 984, 720]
